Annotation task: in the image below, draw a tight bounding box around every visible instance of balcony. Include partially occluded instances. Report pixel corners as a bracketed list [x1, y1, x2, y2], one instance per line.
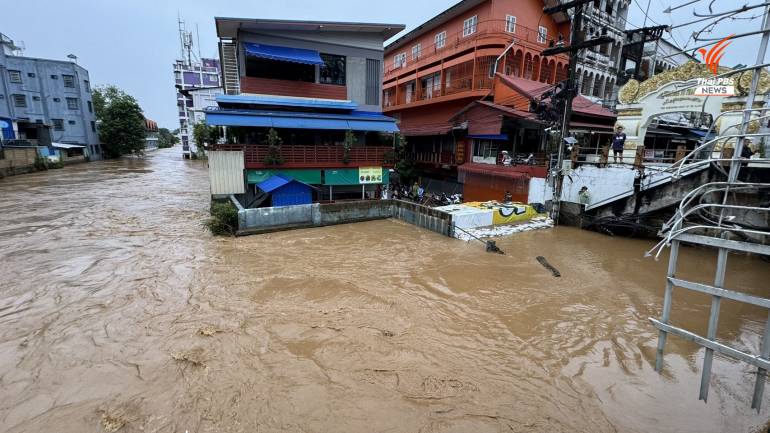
[384, 19, 558, 79]
[411, 151, 456, 166]
[240, 76, 347, 100]
[214, 144, 393, 169]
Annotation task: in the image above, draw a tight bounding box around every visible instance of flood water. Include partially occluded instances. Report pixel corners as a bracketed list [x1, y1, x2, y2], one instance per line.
[1, 148, 770, 432]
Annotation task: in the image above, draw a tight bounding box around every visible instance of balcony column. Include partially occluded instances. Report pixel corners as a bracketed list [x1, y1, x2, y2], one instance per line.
[518, 52, 525, 78]
[415, 69, 421, 101]
[471, 43, 478, 90]
[550, 62, 557, 84]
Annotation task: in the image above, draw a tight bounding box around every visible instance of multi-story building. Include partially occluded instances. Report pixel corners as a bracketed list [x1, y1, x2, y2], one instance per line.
[572, 0, 630, 105]
[144, 117, 159, 151]
[0, 32, 100, 160]
[206, 17, 404, 204]
[173, 57, 221, 157]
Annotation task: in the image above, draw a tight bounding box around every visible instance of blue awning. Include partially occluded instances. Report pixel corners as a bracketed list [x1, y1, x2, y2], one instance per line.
[205, 109, 399, 133]
[244, 43, 324, 66]
[216, 94, 357, 111]
[467, 134, 509, 140]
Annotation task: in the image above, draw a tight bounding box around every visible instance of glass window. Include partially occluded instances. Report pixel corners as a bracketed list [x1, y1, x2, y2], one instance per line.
[53, 119, 64, 130]
[473, 139, 498, 163]
[87, 101, 93, 113]
[319, 53, 346, 85]
[91, 121, 96, 132]
[538, 26, 548, 43]
[27, 72, 36, 78]
[412, 44, 421, 61]
[394, 53, 406, 69]
[463, 16, 478, 37]
[63, 75, 75, 88]
[435, 31, 447, 49]
[66, 97, 79, 110]
[506, 15, 517, 33]
[13, 94, 26, 107]
[68, 120, 76, 125]
[84, 80, 90, 92]
[8, 70, 22, 83]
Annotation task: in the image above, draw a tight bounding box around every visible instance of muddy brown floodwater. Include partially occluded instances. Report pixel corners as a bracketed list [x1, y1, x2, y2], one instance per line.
[1, 148, 770, 433]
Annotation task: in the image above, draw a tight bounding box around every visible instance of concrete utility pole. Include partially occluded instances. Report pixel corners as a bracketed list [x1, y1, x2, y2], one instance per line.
[542, 0, 613, 222]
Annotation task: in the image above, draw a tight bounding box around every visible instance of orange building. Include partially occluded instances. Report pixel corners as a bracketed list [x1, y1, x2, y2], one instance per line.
[383, 0, 616, 202]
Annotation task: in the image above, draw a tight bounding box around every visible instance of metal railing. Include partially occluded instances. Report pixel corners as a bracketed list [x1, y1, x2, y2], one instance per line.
[384, 19, 555, 76]
[214, 144, 393, 166]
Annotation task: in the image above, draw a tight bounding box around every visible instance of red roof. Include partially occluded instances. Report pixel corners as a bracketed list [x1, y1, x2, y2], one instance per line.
[450, 99, 539, 123]
[496, 74, 616, 119]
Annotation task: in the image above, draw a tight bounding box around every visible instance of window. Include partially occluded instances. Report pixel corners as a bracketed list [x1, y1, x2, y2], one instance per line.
[245, 57, 314, 82]
[50, 74, 58, 80]
[84, 80, 90, 92]
[87, 101, 93, 113]
[473, 139, 499, 164]
[435, 31, 447, 49]
[463, 15, 478, 37]
[27, 72, 35, 78]
[53, 119, 64, 131]
[32, 96, 41, 101]
[412, 43, 421, 61]
[405, 81, 415, 104]
[53, 97, 61, 102]
[365, 59, 380, 106]
[420, 72, 441, 99]
[13, 94, 26, 107]
[68, 120, 76, 125]
[63, 74, 75, 88]
[91, 121, 96, 132]
[538, 26, 548, 43]
[66, 97, 79, 110]
[393, 52, 407, 69]
[319, 53, 346, 85]
[8, 70, 22, 83]
[506, 15, 517, 33]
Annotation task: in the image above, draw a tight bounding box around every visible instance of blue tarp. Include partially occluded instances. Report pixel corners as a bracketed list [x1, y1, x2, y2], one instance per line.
[244, 42, 324, 66]
[467, 134, 509, 140]
[205, 109, 399, 133]
[216, 94, 357, 111]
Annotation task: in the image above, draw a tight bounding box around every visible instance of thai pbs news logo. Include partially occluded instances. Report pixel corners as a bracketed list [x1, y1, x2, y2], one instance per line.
[694, 35, 735, 96]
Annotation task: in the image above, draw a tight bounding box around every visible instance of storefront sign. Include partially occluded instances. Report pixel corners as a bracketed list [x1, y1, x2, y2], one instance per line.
[358, 166, 383, 184]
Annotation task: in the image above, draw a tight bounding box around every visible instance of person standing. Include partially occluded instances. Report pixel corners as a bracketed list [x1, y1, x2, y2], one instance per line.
[612, 126, 627, 164]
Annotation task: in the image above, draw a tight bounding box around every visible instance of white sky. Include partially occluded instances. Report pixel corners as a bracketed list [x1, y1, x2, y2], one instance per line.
[2, 0, 763, 128]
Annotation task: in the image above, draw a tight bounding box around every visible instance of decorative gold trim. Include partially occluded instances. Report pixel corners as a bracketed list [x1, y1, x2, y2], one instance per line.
[616, 108, 642, 116]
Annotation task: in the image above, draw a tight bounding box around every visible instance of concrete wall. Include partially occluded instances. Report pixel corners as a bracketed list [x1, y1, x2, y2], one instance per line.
[238, 32, 384, 112]
[0, 146, 37, 176]
[237, 199, 454, 237]
[0, 56, 100, 159]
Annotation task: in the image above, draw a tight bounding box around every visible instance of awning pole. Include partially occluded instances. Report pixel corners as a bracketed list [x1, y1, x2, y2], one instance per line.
[361, 184, 365, 200]
[330, 185, 333, 201]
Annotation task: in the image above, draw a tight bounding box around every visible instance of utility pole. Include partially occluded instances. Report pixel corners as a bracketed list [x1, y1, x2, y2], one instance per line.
[542, 0, 613, 222]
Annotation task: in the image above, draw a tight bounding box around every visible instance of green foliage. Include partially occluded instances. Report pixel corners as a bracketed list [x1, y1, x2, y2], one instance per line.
[192, 122, 220, 150]
[33, 155, 49, 171]
[342, 130, 355, 164]
[157, 128, 178, 149]
[205, 201, 238, 236]
[93, 85, 146, 158]
[264, 128, 284, 165]
[393, 133, 417, 182]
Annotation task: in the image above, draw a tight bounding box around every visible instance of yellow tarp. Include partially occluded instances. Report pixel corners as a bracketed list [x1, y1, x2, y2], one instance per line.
[464, 201, 543, 225]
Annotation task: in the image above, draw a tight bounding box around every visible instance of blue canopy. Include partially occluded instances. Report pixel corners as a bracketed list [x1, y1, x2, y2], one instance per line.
[205, 109, 399, 133]
[216, 94, 357, 111]
[244, 42, 324, 66]
[467, 134, 509, 140]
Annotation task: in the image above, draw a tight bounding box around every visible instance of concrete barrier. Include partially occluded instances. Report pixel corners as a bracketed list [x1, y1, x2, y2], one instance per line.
[236, 199, 453, 237]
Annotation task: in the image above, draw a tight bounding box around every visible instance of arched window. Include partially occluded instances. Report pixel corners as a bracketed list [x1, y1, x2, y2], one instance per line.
[524, 53, 533, 80]
[532, 55, 541, 81]
[539, 58, 550, 82]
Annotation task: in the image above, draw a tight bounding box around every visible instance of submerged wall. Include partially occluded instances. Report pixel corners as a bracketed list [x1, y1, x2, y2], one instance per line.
[237, 199, 453, 237]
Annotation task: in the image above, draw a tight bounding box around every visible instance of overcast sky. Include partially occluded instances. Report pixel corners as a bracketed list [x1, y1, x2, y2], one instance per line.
[2, 0, 762, 129]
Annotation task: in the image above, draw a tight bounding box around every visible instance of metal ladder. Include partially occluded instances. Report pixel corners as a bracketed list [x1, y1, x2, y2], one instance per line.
[219, 40, 240, 95]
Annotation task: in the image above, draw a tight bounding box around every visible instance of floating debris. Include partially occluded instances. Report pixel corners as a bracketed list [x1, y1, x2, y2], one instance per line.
[171, 347, 207, 367]
[455, 217, 554, 241]
[196, 325, 221, 337]
[536, 256, 561, 277]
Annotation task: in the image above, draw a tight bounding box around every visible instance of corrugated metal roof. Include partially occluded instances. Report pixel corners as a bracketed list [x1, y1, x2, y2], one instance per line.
[257, 174, 293, 193]
[209, 151, 246, 195]
[216, 93, 358, 111]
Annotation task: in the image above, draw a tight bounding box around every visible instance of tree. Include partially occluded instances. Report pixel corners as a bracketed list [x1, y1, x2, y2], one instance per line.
[394, 133, 417, 182]
[91, 85, 146, 158]
[93, 85, 146, 158]
[264, 128, 283, 165]
[157, 128, 178, 149]
[192, 122, 220, 150]
[342, 130, 355, 164]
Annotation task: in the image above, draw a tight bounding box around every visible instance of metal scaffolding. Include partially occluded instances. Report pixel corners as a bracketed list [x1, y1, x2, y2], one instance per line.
[647, 4, 770, 411]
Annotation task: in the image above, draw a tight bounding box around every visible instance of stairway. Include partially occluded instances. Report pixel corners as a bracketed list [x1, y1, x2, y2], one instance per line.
[219, 41, 240, 95]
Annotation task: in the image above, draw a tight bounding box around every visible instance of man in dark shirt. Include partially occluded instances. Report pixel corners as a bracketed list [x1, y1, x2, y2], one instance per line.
[612, 126, 626, 163]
